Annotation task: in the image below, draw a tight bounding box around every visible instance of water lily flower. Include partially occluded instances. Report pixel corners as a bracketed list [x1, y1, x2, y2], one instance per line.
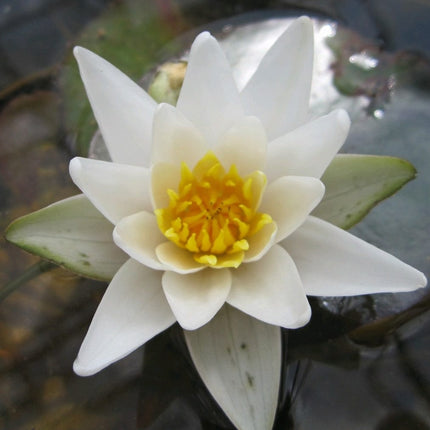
[67, 17, 426, 379]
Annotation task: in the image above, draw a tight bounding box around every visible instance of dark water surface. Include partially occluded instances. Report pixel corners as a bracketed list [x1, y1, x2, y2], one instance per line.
[0, 1, 429, 429]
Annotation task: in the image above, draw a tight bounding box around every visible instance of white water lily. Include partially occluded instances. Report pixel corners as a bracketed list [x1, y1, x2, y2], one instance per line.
[69, 16, 426, 373]
[56, 16, 426, 428]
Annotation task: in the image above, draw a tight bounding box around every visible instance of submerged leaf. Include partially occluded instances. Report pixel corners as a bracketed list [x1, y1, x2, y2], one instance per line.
[313, 154, 416, 229]
[185, 305, 281, 430]
[5, 194, 126, 281]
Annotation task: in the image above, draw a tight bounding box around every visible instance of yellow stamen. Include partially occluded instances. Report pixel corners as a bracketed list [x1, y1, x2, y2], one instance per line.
[155, 151, 273, 269]
[195, 254, 218, 266]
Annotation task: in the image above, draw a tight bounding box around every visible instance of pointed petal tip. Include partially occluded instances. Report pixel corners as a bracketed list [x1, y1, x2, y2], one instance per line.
[73, 358, 98, 377]
[316, 177, 326, 196]
[178, 315, 211, 331]
[179, 319, 205, 331]
[73, 46, 80, 58]
[332, 108, 351, 133]
[198, 30, 211, 37]
[287, 303, 312, 329]
[418, 271, 428, 288]
[162, 269, 231, 330]
[194, 31, 212, 43]
[289, 15, 314, 37]
[152, 102, 168, 124]
[68, 157, 82, 182]
[73, 46, 94, 64]
[296, 15, 312, 26]
[284, 217, 428, 296]
[190, 31, 218, 53]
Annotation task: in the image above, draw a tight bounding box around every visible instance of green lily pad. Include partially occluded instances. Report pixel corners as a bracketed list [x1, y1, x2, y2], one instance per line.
[314, 154, 417, 230]
[5, 194, 127, 281]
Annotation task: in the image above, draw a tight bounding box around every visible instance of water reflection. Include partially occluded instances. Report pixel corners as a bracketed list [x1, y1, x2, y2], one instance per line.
[376, 411, 430, 430]
[287, 309, 430, 429]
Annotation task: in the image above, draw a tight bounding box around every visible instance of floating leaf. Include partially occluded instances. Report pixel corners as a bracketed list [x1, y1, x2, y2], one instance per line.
[185, 305, 281, 430]
[313, 154, 416, 229]
[5, 194, 127, 281]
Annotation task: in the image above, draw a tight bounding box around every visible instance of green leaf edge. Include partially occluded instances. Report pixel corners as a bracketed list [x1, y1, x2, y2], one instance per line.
[5, 195, 117, 282]
[316, 154, 417, 230]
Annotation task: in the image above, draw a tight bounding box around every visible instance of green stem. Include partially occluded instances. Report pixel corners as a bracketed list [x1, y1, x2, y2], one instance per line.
[0, 260, 56, 302]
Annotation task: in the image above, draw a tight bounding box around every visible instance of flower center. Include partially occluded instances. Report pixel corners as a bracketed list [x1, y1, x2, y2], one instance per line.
[155, 152, 272, 268]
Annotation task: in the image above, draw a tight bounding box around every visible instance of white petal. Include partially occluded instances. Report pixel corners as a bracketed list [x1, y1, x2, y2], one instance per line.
[244, 222, 277, 263]
[240, 17, 314, 139]
[228, 245, 310, 328]
[150, 162, 181, 210]
[177, 32, 243, 146]
[214, 116, 267, 175]
[266, 109, 350, 181]
[162, 269, 231, 330]
[156, 242, 205, 274]
[74, 47, 156, 166]
[73, 259, 175, 376]
[113, 211, 166, 271]
[69, 157, 152, 224]
[151, 103, 208, 167]
[260, 176, 325, 242]
[282, 216, 427, 296]
[185, 305, 281, 430]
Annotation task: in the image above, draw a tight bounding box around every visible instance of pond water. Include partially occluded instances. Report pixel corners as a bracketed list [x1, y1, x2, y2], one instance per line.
[0, 1, 429, 429]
